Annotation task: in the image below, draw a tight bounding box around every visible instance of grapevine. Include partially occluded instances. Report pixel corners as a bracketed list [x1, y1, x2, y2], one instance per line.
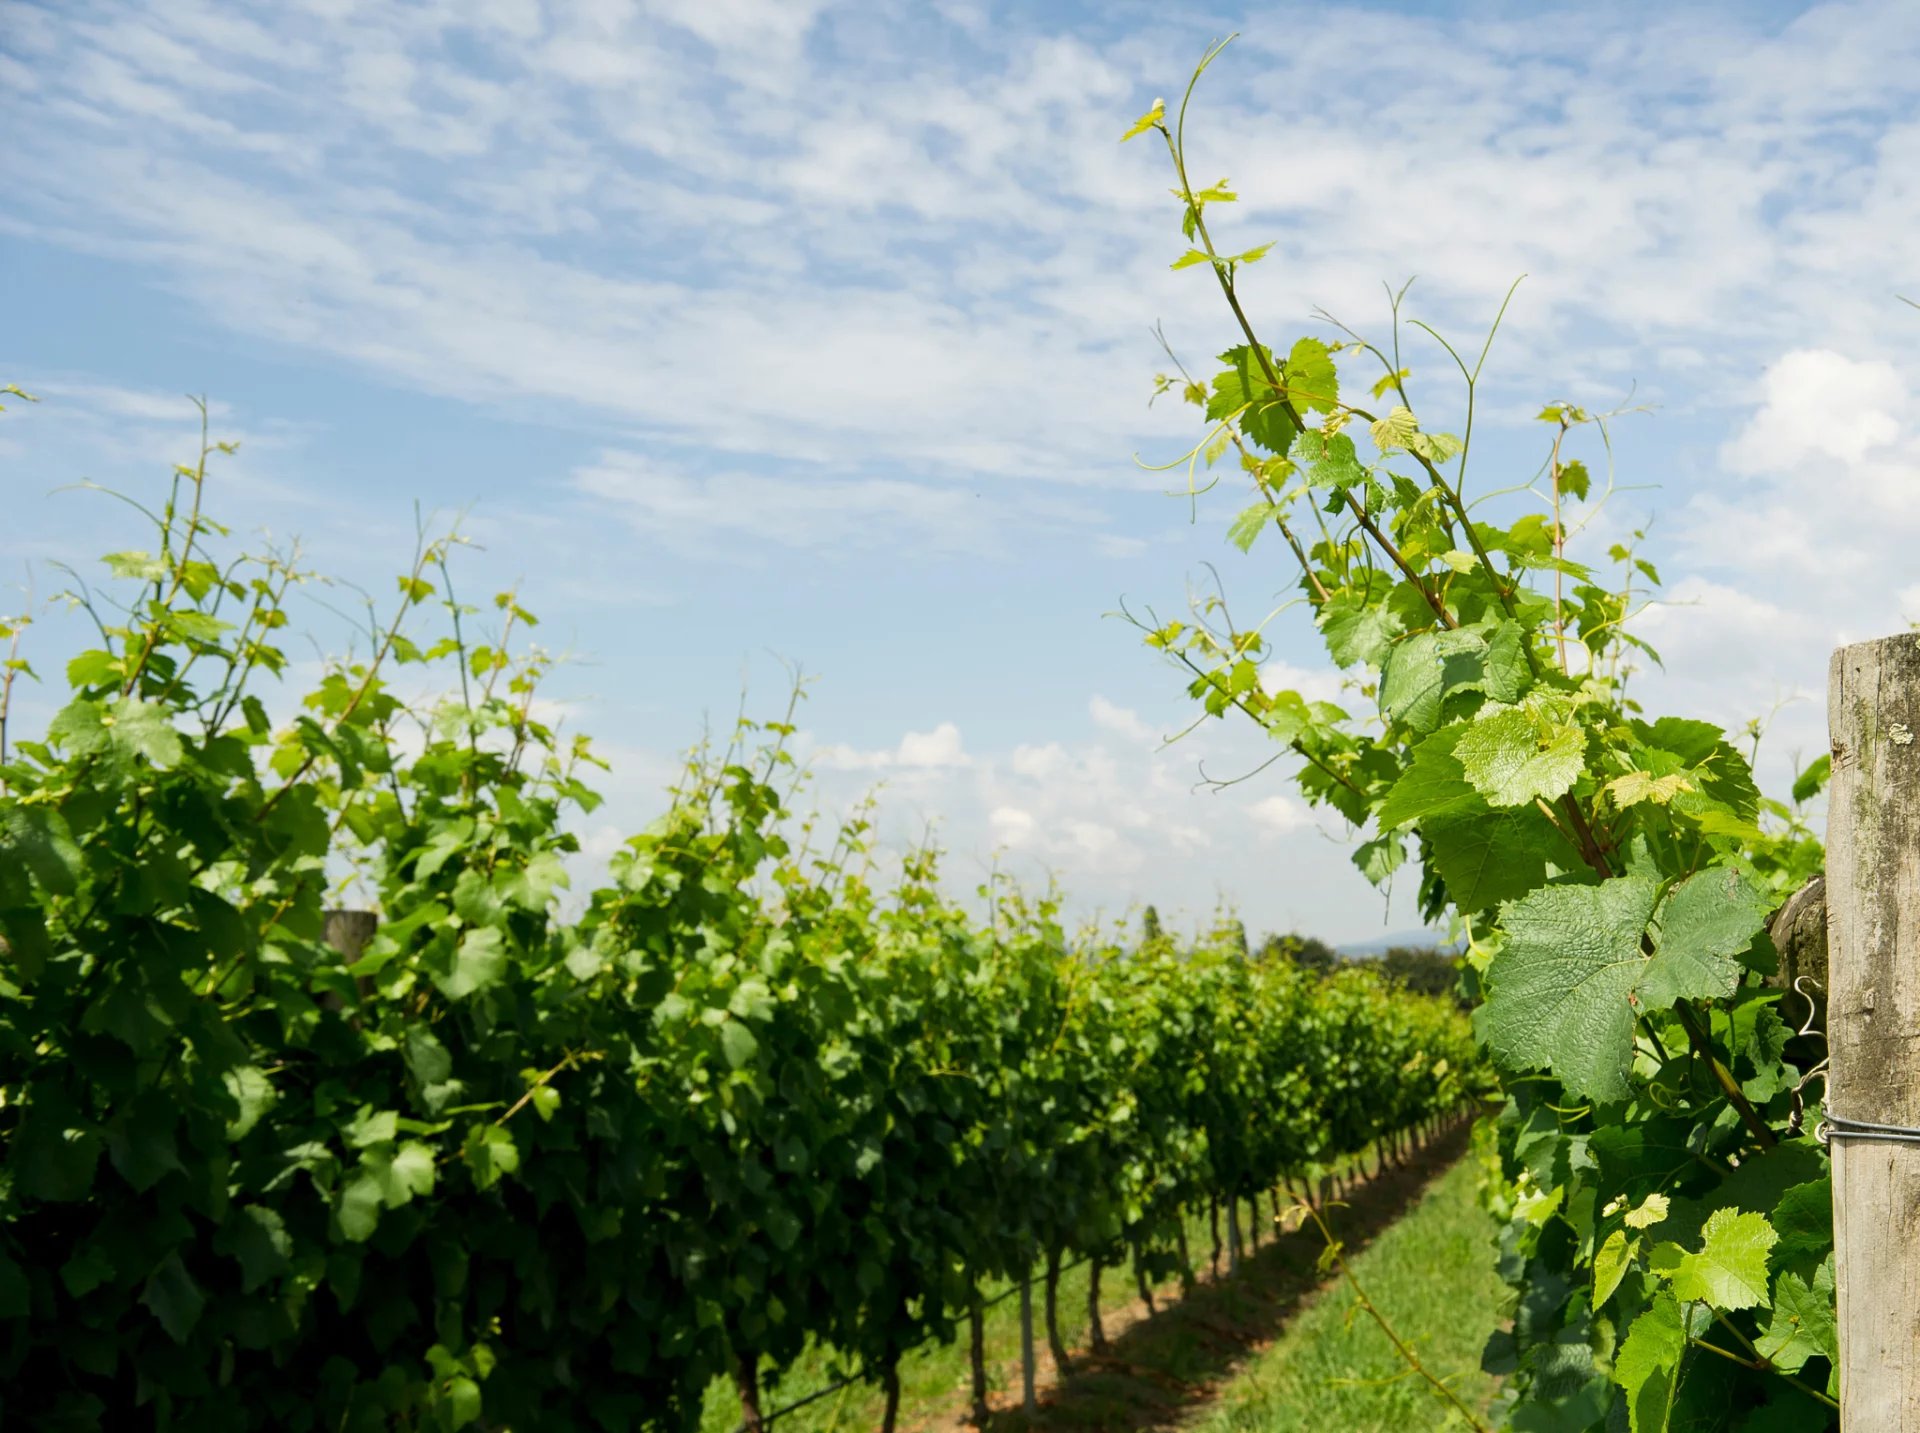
[1128, 42, 1838, 1432]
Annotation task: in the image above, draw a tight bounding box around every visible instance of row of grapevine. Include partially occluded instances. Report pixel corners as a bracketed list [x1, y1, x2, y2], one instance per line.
[0, 439, 1482, 1431]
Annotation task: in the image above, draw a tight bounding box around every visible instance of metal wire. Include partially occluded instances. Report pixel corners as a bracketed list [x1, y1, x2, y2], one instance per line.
[1816, 1111, 1920, 1147]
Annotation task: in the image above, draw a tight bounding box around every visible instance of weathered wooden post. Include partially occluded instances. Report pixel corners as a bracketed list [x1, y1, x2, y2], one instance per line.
[322, 909, 378, 962]
[1827, 633, 1920, 1426]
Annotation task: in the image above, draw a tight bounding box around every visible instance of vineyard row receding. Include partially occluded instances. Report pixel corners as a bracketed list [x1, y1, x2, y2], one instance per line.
[0, 455, 1485, 1432]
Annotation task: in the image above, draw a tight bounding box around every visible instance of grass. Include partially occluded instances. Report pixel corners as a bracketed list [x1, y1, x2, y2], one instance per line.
[1184, 1149, 1506, 1433]
[697, 1120, 1492, 1432]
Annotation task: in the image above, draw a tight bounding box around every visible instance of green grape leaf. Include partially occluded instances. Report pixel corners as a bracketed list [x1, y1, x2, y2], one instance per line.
[1478, 877, 1659, 1101]
[1658, 1140, 1826, 1255]
[1613, 1289, 1687, 1433]
[141, 1253, 207, 1344]
[2, 806, 87, 896]
[1475, 622, 1530, 705]
[1352, 831, 1405, 885]
[221, 1066, 277, 1141]
[1768, 1179, 1833, 1283]
[1625, 1192, 1671, 1229]
[1120, 97, 1165, 141]
[60, 1241, 115, 1299]
[1560, 458, 1591, 501]
[1790, 754, 1831, 804]
[65, 649, 122, 688]
[1284, 337, 1338, 413]
[446, 1377, 483, 1429]
[1426, 805, 1574, 914]
[1453, 707, 1584, 808]
[1243, 399, 1298, 456]
[1319, 589, 1404, 668]
[1228, 502, 1279, 553]
[434, 926, 508, 1000]
[1208, 345, 1292, 458]
[108, 699, 185, 770]
[1651, 1208, 1777, 1311]
[1296, 429, 1368, 492]
[1380, 632, 1445, 734]
[1593, 1228, 1639, 1310]
[463, 1123, 520, 1191]
[1377, 725, 1477, 829]
[337, 1142, 437, 1242]
[1756, 1260, 1836, 1374]
[720, 1019, 759, 1070]
[105, 1092, 183, 1192]
[405, 1029, 454, 1087]
[213, 1206, 293, 1293]
[1608, 770, 1695, 808]
[1369, 406, 1417, 452]
[1641, 864, 1771, 1008]
[1733, 1002, 1794, 1102]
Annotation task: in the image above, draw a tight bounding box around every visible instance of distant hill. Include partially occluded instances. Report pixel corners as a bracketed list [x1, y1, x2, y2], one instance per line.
[1335, 929, 1460, 958]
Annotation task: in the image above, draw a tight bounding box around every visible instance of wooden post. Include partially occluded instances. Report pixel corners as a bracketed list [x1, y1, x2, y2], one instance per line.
[320, 909, 378, 1015]
[1018, 1272, 1037, 1415]
[322, 908, 378, 960]
[1828, 632, 1920, 1427]
[733, 1347, 763, 1433]
[968, 1295, 989, 1425]
[1043, 1244, 1072, 1373]
[1087, 1256, 1106, 1353]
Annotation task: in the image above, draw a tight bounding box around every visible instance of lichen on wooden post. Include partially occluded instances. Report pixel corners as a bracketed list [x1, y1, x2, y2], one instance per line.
[1827, 633, 1920, 1427]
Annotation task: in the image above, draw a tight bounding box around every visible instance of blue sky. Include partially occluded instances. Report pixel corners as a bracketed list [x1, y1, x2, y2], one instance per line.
[4, 0, 1918, 943]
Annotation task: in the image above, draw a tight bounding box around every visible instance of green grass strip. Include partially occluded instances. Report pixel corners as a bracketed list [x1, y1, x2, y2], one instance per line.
[1189, 1151, 1504, 1432]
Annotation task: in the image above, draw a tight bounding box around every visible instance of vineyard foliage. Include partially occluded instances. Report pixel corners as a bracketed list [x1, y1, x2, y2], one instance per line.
[0, 417, 1481, 1429]
[1128, 46, 1838, 1432]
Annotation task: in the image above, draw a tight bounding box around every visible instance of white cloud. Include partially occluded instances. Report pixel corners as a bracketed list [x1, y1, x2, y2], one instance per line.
[814, 721, 970, 772]
[571, 450, 1000, 556]
[1258, 659, 1347, 706]
[1722, 349, 1906, 474]
[988, 804, 1035, 847]
[1248, 794, 1312, 835]
[1088, 694, 1152, 743]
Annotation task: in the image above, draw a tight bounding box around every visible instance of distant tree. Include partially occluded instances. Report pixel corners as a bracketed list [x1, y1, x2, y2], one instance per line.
[1141, 904, 1164, 945]
[1254, 931, 1338, 977]
[1224, 918, 1250, 959]
[1375, 945, 1466, 1004]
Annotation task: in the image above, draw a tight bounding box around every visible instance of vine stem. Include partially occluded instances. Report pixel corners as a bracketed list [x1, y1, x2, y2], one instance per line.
[1548, 417, 1571, 673]
[1155, 640, 1367, 798]
[1672, 1000, 1777, 1151]
[0, 599, 25, 787]
[1687, 1328, 1840, 1411]
[1216, 422, 1329, 604]
[254, 532, 444, 822]
[494, 1049, 597, 1126]
[1294, 1164, 1493, 1433]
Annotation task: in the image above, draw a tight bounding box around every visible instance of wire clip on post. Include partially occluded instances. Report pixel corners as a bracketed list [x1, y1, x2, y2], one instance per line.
[1815, 1111, 1920, 1147]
